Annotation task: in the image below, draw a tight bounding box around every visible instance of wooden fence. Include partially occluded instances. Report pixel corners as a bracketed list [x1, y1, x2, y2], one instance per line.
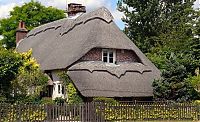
[0, 101, 200, 122]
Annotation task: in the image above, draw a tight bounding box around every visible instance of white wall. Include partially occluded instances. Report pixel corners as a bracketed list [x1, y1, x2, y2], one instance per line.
[52, 81, 65, 100]
[51, 70, 67, 100]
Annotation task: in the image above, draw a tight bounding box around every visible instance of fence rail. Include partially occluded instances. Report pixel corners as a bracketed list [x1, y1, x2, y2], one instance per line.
[0, 101, 200, 122]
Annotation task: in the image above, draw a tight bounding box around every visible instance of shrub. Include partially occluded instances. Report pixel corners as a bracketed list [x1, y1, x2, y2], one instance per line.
[54, 97, 65, 105]
[40, 97, 54, 105]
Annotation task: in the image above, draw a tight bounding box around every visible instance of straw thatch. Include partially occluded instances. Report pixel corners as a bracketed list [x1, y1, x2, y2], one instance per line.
[17, 7, 160, 97]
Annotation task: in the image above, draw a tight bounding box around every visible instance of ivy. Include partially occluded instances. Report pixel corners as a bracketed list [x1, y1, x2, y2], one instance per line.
[59, 71, 83, 104]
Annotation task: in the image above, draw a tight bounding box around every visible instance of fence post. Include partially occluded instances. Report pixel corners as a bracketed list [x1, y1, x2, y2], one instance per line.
[0, 103, 2, 122]
[167, 100, 170, 121]
[196, 103, 199, 121]
[83, 103, 87, 122]
[46, 104, 49, 121]
[98, 101, 106, 122]
[134, 100, 138, 121]
[80, 104, 83, 121]
[2, 101, 200, 121]
[17, 104, 21, 122]
[89, 102, 94, 122]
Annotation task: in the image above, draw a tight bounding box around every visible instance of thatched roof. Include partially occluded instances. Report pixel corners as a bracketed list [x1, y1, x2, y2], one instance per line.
[17, 7, 158, 71]
[68, 61, 152, 78]
[17, 7, 160, 97]
[68, 61, 159, 97]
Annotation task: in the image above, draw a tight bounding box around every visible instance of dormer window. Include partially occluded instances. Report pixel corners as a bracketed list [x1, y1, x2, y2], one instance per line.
[102, 49, 116, 63]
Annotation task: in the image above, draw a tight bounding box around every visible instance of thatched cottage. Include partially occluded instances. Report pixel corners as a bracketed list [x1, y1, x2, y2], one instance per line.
[16, 4, 160, 102]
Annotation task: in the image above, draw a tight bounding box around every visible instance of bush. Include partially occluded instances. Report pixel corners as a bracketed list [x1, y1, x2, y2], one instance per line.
[95, 102, 198, 121]
[1, 103, 47, 122]
[58, 71, 83, 104]
[40, 97, 54, 105]
[93, 97, 118, 104]
[54, 97, 65, 105]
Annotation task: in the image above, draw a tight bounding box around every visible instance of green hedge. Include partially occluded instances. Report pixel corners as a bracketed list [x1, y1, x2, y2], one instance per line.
[1, 104, 46, 122]
[96, 103, 199, 121]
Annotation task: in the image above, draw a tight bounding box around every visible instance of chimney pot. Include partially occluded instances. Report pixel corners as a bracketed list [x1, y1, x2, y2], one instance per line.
[67, 3, 86, 17]
[16, 21, 28, 46]
[18, 21, 26, 29]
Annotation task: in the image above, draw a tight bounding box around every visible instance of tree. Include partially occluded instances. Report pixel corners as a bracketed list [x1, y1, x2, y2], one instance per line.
[0, 0, 65, 48]
[153, 55, 199, 101]
[0, 47, 22, 98]
[185, 67, 200, 94]
[118, 0, 200, 101]
[0, 47, 48, 102]
[118, 0, 162, 53]
[11, 49, 48, 102]
[189, 10, 200, 66]
[118, 0, 196, 53]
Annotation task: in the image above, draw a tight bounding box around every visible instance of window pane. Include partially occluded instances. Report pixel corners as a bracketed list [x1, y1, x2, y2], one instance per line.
[109, 52, 113, 57]
[103, 52, 107, 57]
[103, 57, 107, 62]
[62, 86, 64, 94]
[58, 85, 60, 94]
[103, 51, 108, 62]
[109, 57, 113, 63]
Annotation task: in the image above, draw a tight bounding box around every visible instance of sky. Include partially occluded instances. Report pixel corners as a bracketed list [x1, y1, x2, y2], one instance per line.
[0, 0, 125, 29]
[0, 0, 200, 30]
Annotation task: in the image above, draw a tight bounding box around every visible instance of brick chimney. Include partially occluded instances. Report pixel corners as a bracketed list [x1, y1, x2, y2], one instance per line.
[67, 3, 86, 18]
[16, 21, 28, 45]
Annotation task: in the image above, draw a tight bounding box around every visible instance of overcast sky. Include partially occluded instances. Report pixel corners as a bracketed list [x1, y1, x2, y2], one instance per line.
[0, 0, 200, 30]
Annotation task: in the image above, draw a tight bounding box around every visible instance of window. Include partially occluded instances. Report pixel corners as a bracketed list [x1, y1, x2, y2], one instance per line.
[53, 84, 55, 90]
[62, 86, 64, 94]
[58, 84, 61, 94]
[102, 49, 116, 63]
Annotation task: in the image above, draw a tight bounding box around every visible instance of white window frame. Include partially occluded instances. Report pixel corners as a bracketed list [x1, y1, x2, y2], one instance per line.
[57, 84, 64, 95]
[58, 84, 61, 94]
[102, 49, 116, 64]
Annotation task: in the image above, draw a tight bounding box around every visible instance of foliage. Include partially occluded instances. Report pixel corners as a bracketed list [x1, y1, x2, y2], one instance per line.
[58, 71, 71, 86]
[153, 55, 199, 102]
[59, 71, 83, 104]
[118, 0, 200, 101]
[1, 103, 46, 122]
[189, 38, 200, 68]
[0, 47, 48, 102]
[0, 47, 22, 98]
[194, 100, 200, 105]
[67, 83, 83, 104]
[0, 95, 7, 102]
[93, 97, 118, 104]
[0, 0, 65, 48]
[11, 49, 48, 102]
[94, 102, 198, 121]
[118, 0, 196, 53]
[54, 97, 65, 104]
[146, 47, 168, 70]
[185, 67, 200, 92]
[188, 75, 200, 91]
[40, 97, 54, 105]
[0, 102, 199, 121]
[118, 0, 162, 53]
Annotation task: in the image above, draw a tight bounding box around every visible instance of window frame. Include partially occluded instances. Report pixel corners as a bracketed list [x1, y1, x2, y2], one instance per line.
[102, 49, 116, 64]
[62, 86, 64, 94]
[58, 84, 61, 94]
